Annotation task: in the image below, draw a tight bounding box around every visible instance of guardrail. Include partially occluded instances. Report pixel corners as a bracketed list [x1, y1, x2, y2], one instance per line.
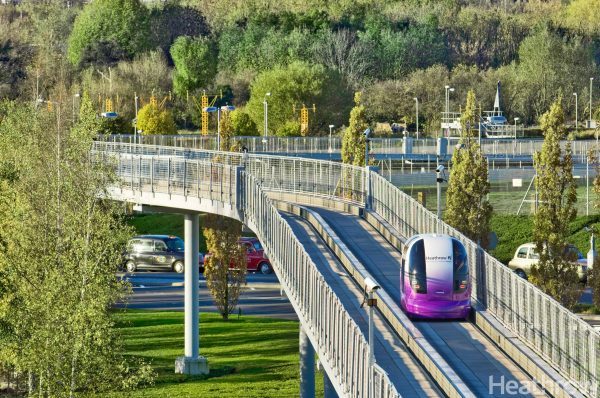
[94, 145, 399, 398]
[100, 134, 600, 160]
[369, 172, 600, 398]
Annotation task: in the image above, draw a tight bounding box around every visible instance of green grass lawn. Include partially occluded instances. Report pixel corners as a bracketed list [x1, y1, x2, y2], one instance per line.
[104, 311, 322, 397]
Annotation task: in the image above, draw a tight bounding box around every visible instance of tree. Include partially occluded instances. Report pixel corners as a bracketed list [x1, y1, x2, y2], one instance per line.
[0, 97, 153, 395]
[230, 109, 259, 136]
[202, 214, 247, 320]
[67, 0, 150, 66]
[136, 103, 177, 135]
[531, 97, 580, 308]
[561, 0, 600, 36]
[341, 92, 368, 167]
[170, 36, 217, 97]
[245, 61, 353, 135]
[444, 90, 493, 247]
[149, 4, 209, 56]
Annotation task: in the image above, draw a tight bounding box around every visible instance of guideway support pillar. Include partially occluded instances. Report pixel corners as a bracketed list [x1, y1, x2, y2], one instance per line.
[175, 213, 209, 375]
[300, 325, 315, 398]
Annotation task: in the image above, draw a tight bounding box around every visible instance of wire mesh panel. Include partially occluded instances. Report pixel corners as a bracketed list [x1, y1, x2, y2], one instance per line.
[370, 171, 600, 397]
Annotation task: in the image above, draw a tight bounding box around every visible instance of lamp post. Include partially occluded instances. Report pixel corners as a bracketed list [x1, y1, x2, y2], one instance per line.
[574, 92, 578, 133]
[364, 128, 371, 210]
[263, 92, 271, 146]
[72, 93, 80, 121]
[328, 124, 334, 157]
[414, 97, 419, 139]
[436, 161, 445, 219]
[364, 278, 380, 398]
[591, 78, 594, 127]
[513, 117, 519, 140]
[444, 86, 455, 137]
[203, 105, 235, 150]
[134, 92, 139, 142]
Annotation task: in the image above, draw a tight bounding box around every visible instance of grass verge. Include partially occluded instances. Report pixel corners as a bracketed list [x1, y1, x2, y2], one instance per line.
[103, 311, 322, 397]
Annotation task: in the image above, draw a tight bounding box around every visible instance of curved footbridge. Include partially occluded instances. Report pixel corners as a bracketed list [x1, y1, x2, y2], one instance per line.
[94, 142, 599, 398]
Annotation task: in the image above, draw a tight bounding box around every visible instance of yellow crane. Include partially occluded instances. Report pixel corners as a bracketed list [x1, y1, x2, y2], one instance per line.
[193, 90, 222, 135]
[293, 103, 316, 136]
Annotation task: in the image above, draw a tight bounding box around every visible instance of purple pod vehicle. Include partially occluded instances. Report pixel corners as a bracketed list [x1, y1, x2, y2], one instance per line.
[400, 234, 471, 319]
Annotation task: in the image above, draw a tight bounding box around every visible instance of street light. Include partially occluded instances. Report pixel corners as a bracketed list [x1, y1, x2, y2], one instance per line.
[436, 163, 446, 219]
[328, 124, 334, 155]
[591, 78, 594, 127]
[513, 117, 519, 140]
[574, 92, 578, 133]
[263, 92, 271, 145]
[72, 93, 80, 121]
[364, 278, 380, 398]
[203, 105, 235, 150]
[413, 97, 419, 139]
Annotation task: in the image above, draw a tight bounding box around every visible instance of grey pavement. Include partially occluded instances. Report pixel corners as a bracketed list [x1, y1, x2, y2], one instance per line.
[308, 206, 547, 398]
[115, 271, 297, 320]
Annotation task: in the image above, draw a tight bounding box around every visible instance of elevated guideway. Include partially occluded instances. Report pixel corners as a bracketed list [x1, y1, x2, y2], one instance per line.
[94, 141, 600, 398]
[306, 206, 547, 397]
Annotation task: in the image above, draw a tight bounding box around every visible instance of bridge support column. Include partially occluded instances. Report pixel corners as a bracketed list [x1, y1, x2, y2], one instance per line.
[299, 325, 315, 398]
[323, 369, 338, 398]
[175, 213, 208, 375]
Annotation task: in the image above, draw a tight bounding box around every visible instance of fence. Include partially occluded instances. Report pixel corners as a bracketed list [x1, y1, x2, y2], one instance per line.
[94, 144, 399, 398]
[101, 134, 600, 160]
[369, 171, 600, 398]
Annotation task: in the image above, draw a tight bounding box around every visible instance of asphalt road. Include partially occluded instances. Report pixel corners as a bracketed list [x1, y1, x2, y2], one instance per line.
[115, 271, 298, 320]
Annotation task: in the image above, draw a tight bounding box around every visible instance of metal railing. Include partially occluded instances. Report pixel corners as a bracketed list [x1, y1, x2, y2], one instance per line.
[100, 134, 600, 161]
[94, 144, 399, 398]
[369, 172, 600, 397]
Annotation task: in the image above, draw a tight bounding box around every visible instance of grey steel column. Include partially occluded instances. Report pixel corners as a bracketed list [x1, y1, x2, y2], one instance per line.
[323, 370, 338, 398]
[299, 325, 315, 398]
[175, 213, 208, 374]
[185, 213, 199, 358]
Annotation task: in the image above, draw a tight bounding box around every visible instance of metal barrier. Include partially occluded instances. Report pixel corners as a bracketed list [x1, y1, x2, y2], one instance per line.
[100, 134, 600, 160]
[369, 171, 600, 398]
[94, 145, 399, 398]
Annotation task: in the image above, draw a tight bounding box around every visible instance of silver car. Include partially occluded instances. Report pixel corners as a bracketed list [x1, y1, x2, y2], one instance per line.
[508, 242, 590, 281]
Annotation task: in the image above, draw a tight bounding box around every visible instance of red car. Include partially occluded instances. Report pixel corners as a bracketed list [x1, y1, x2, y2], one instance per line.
[205, 237, 272, 274]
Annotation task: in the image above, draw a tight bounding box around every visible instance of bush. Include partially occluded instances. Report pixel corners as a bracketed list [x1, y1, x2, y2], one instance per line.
[136, 103, 177, 135]
[278, 120, 301, 137]
[230, 109, 259, 136]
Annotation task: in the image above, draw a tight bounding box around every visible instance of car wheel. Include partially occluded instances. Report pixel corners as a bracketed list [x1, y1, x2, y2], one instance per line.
[126, 260, 137, 273]
[258, 262, 272, 275]
[173, 261, 184, 274]
[515, 269, 527, 279]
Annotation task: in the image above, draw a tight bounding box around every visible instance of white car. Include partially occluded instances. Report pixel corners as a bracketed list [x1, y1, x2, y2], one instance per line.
[508, 242, 590, 282]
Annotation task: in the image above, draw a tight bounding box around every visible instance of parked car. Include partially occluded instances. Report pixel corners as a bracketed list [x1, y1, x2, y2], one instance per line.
[508, 242, 590, 281]
[123, 235, 204, 273]
[204, 237, 272, 274]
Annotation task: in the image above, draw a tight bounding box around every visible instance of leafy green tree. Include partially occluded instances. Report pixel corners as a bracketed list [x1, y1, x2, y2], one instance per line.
[341, 92, 368, 166]
[531, 97, 580, 308]
[0, 98, 153, 395]
[202, 214, 247, 320]
[279, 120, 301, 137]
[170, 36, 217, 97]
[444, 90, 493, 247]
[136, 103, 177, 135]
[230, 109, 259, 136]
[246, 61, 352, 135]
[561, 0, 600, 36]
[149, 4, 209, 55]
[67, 0, 150, 66]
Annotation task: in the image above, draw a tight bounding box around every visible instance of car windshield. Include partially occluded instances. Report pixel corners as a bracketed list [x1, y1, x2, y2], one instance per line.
[166, 238, 184, 251]
[253, 241, 262, 251]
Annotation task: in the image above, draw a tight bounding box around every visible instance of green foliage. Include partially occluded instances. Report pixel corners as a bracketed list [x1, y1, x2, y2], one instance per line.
[341, 92, 368, 166]
[170, 36, 217, 97]
[149, 4, 208, 55]
[68, 0, 150, 66]
[136, 103, 177, 135]
[444, 91, 493, 246]
[560, 0, 600, 36]
[218, 110, 237, 151]
[531, 97, 581, 308]
[279, 120, 301, 137]
[0, 100, 153, 395]
[230, 109, 259, 136]
[246, 61, 352, 135]
[202, 215, 246, 320]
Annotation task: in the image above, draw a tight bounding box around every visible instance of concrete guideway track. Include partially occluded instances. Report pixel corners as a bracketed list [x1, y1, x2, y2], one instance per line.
[279, 211, 443, 398]
[308, 206, 548, 398]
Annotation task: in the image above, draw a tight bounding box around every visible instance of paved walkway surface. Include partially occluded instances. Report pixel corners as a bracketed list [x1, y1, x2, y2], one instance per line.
[281, 211, 442, 398]
[309, 206, 548, 398]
